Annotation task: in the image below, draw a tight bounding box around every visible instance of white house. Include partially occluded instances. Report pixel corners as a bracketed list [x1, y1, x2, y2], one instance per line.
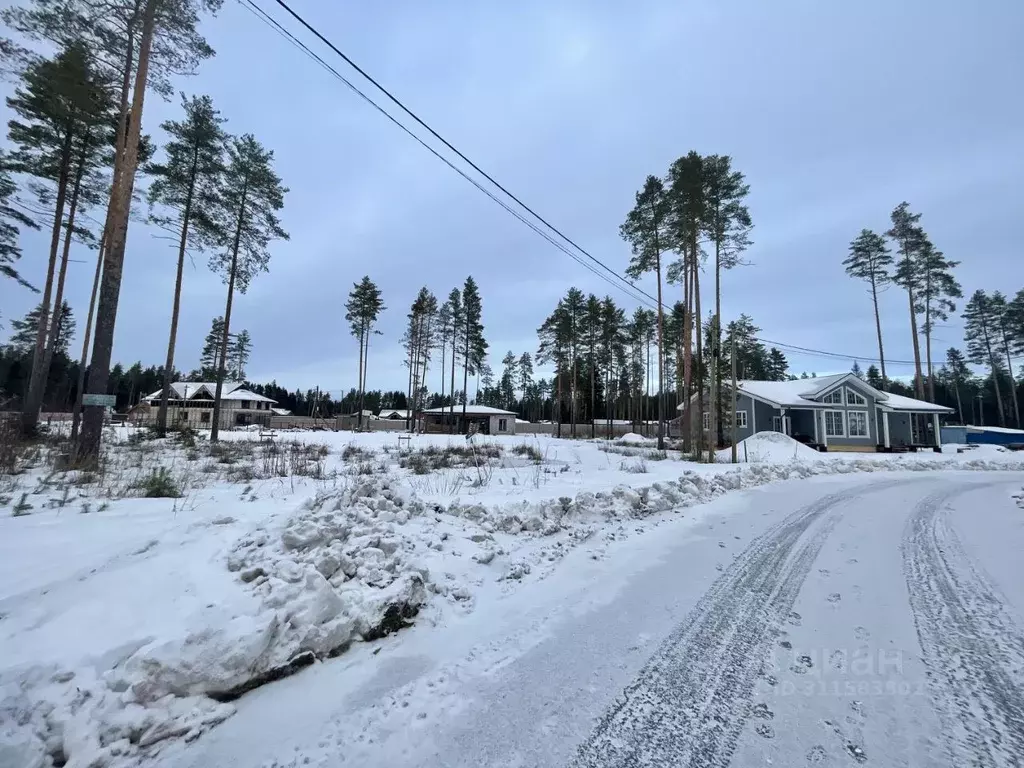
[420, 404, 517, 435]
[378, 409, 411, 420]
[137, 382, 277, 430]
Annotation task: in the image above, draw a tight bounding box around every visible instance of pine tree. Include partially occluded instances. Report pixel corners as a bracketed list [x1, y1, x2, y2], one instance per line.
[914, 237, 961, 402]
[8, 43, 114, 435]
[147, 93, 228, 432]
[767, 348, 789, 382]
[865, 364, 884, 390]
[9, 301, 73, 356]
[701, 154, 751, 460]
[436, 298, 452, 410]
[944, 347, 971, 423]
[537, 299, 572, 438]
[0, 151, 37, 292]
[667, 151, 705, 455]
[499, 351, 517, 410]
[621, 175, 670, 448]
[844, 229, 892, 389]
[209, 135, 288, 440]
[517, 351, 533, 418]
[460, 276, 486, 430]
[230, 329, 251, 381]
[599, 296, 626, 439]
[583, 294, 602, 437]
[402, 287, 437, 426]
[963, 290, 1005, 426]
[851, 361, 864, 379]
[990, 291, 1021, 428]
[345, 276, 385, 429]
[445, 288, 462, 432]
[63, 0, 223, 463]
[199, 316, 226, 378]
[886, 202, 926, 398]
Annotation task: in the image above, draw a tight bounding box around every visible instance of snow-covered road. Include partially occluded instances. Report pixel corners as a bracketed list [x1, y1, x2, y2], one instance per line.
[172, 472, 1024, 768]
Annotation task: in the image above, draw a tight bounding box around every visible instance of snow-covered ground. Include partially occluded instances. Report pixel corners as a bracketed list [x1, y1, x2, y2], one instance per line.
[1, 426, 1022, 768]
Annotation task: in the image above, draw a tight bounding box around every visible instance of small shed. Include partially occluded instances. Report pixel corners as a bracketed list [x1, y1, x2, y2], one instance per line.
[941, 425, 1024, 447]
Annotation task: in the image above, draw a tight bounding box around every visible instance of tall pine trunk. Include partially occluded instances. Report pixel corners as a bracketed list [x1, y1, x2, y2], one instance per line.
[210, 175, 249, 442]
[71, 231, 105, 441]
[953, 377, 963, 424]
[692, 248, 705, 458]
[77, 0, 156, 464]
[870, 273, 887, 389]
[681, 255, 693, 452]
[589, 337, 596, 439]
[38, 140, 88, 420]
[655, 255, 665, 449]
[905, 283, 924, 399]
[980, 324, 1005, 426]
[21, 125, 74, 436]
[1003, 339, 1021, 429]
[461, 317, 470, 433]
[358, 326, 370, 428]
[708, 237, 722, 463]
[158, 146, 200, 433]
[448, 327, 457, 433]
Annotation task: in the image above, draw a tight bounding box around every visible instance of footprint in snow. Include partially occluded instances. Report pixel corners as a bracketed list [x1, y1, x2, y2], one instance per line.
[846, 744, 868, 763]
[849, 700, 865, 718]
[854, 626, 870, 641]
[818, 568, 831, 578]
[779, 640, 793, 650]
[718, 541, 727, 548]
[827, 592, 842, 604]
[715, 563, 724, 572]
[791, 655, 814, 674]
[806, 745, 828, 763]
[847, 557, 859, 565]
[755, 724, 775, 739]
[751, 703, 775, 720]
[787, 611, 803, 626]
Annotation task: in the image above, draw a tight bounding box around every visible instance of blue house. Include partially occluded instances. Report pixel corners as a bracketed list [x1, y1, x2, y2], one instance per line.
[679, 373, 953, 452]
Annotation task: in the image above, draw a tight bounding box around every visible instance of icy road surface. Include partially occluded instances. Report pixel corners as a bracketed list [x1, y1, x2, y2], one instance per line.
[174, 473, 1024, 768]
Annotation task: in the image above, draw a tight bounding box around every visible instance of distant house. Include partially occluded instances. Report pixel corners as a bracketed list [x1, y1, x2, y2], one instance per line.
[378, 409, 410, 421]
[421, 404, 517, 435]
[678, 373, 952, 452]
[137, 382, 276, 429]
[941, 424, 1024, 447]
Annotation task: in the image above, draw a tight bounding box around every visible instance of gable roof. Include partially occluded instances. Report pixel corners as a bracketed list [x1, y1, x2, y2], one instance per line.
[678, 374, 952, 413]
[144, 382, 276, 404]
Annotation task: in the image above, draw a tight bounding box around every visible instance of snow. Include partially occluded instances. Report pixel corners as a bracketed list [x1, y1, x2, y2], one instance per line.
[616, 432, 652, 445]
[2, 426, 1024, 767]
[420, 405, 516, 415]
[718, 431, 824, 463]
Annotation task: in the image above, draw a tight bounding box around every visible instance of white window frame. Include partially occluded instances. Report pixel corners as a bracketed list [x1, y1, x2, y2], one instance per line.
[735, 410, 748, 429]
[846, 409, 870, 438]
[772, 415, 783, 432]
[821, 389, 843, 404]
[498, 418, 508, 432]
[824, 410, 846, 438]
[845, 388, 867, 406]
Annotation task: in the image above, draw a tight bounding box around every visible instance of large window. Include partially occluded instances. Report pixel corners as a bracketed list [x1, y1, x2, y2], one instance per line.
[498, 418, 508, 432]
[847, 410, 869, 437]
[702, 412, 710, 430]
[824, 410, 845, 437]
[772, 415, 783, 432]
[846, 389, 867, 406]
[735, 410, 748, 428]
[822, 389, 843, 404]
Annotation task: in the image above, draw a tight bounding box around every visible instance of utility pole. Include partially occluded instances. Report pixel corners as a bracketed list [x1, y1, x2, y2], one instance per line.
[731, 331, 738, 464]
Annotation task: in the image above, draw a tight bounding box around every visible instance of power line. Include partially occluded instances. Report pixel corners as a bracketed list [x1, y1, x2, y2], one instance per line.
[267, 0, 657, 306]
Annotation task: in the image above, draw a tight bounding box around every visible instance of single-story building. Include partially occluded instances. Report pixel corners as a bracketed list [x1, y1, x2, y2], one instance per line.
[378, 409, 411, 420]
[137, 382, 277, 429]
[421, 404, 517, 435]
[941, 424, 1024, 447]
[678, 373, 953, 452]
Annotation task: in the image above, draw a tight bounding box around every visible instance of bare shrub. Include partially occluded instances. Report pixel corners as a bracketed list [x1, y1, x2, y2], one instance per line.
[511, 443, 543, 463]
[620, 459, 649, 474]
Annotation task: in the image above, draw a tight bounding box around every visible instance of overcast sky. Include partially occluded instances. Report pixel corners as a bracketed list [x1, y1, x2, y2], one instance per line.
[2, 0, 1022, 397]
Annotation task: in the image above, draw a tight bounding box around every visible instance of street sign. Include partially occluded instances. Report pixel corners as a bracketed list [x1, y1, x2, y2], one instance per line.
[82, 394, 117, 408]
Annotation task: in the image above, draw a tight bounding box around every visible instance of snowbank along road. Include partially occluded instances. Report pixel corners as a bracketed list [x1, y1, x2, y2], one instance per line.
[175, 472, 1024, 768]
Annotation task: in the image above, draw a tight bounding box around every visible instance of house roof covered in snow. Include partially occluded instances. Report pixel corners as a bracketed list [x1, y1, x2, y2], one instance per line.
[678, 374, 951, 413]
[421, 404, 517, 416]
[145, 382, 276, 404]
[378, 409, 410, 419]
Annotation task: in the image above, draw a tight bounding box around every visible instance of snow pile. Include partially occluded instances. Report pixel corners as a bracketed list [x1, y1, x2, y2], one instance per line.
[0, 477, 434, 768]
[719, 431, 824, 463]
[225, 476, 432, 664]
[616, 433, 653, 445]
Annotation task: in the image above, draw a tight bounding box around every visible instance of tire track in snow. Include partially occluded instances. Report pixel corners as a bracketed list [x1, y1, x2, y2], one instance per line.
[902, 487, 1024, 768]
[569, 483, 899, 768]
